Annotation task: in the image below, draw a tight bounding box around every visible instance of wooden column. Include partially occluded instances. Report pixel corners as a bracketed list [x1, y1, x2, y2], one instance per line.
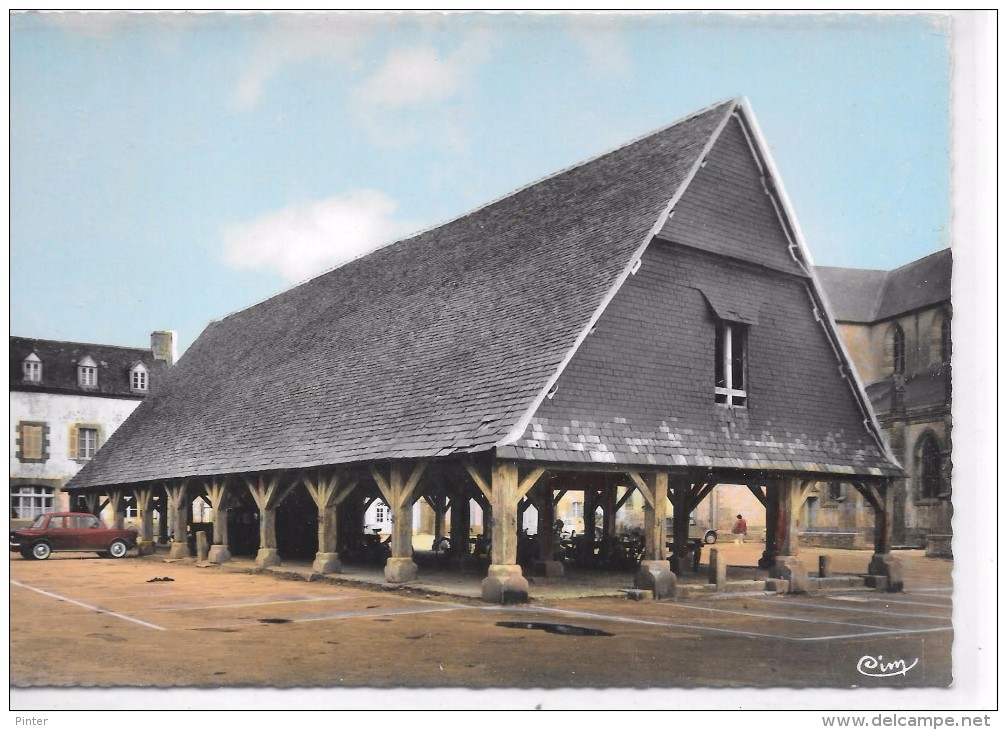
[108, 490, 125, 530]
[629, 471, 669, 562]
[669, 478, 691, 574]
[303, 470, 359, 573]
[82, 492, 99, 516]
[855, 480, 904, 591]
[534, 485, 557, 562]
[204, 477, 231, 564]
[132, 486, 155, 554]
[449, 486, 472, 560]
[165, 481, 190, 559]
[370, 462, 426, 583]
[245, 473, 296, 567]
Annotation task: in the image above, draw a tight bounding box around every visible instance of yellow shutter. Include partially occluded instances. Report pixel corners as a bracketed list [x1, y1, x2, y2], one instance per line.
[68, 424, 79, 458]
[23, 425, 41, 459]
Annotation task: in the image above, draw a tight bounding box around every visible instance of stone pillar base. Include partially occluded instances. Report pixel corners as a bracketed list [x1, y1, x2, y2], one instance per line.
[481, 564, 529, 604]
[758, 550, 776, 569]
[137, 540, 156, 556]
[207, 544, 231, 564]
[532, 560, 564, 578]
[168, 541, 189, 560]
[868, 552, 904, 592]
[770, 555, 810, 593]
[925, 535, 953, 559]
[312, 552, 342, 574]
[255, 548, 281, 568]
[635, 559, 677, 599]
[384, 557, 418, 583]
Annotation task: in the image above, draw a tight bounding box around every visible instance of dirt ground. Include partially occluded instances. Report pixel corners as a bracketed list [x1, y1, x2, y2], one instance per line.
[9, 545, 953, 694]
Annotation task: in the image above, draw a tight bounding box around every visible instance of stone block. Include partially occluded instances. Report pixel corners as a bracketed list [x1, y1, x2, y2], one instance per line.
[635, 559, 677, 600]
[868, 553, 904, 592]
[169, 541, 189, 560]
[255, 548, 281, 568]
[708, 548, 726, 588]
[195, 532, 209, 561]
[137, 540, 156, 556]
[532, 560, 564, 578]
[925, 535, 953, 559]
[765, 578, 789, 593]
[384, 557, 418, 584]
[312, 552, 342, 574]
[770, 556, 810, 593]
[481, 564, 529, 604]
[207, 544, 231, 564]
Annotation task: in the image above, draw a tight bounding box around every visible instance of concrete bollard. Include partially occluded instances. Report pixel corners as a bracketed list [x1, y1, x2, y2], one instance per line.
[818, 555, 833, 578]
[196, 531, 209, 562]
[708, 548, 727, 588]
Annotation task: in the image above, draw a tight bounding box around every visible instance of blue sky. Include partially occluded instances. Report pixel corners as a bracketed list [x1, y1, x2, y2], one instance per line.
[10, 11, 953, 355]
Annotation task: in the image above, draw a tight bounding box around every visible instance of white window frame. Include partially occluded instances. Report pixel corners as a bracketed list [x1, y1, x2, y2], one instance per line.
[23, 354, 42, 382]
[715, 320, 748, 407]
[78, 427, 99, 459]
[78, 356, 98, 387]
[11, 485, 54, 520]
[131, 364, 148, 392]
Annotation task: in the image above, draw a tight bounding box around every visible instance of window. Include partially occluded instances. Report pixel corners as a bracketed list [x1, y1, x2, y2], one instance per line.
[715, 320, 748, 406]
[571, 501, 583, 518]
[827, 482, 843, 501]
[917, 433, 942, 500]
[16, 421, 48, 462]
[23, 353, 42, 382]
[891, 324, 906, 376]
[374, 501, 388, 524]
[70, 425, 101, 460]
[11, 485, 54, 520]
[131, 365, 148, 392]
[78, 356, 98, 388]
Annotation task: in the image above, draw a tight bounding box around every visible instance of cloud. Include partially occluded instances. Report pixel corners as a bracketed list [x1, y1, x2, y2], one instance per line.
[565, 14, 631, 75]
[235, 13, 378, 110]
[221, 190, 419, 283]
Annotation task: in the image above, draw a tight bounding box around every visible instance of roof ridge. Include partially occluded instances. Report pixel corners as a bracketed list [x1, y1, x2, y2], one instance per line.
[9, 335, 153, 353]
[214, 97, 742, 325]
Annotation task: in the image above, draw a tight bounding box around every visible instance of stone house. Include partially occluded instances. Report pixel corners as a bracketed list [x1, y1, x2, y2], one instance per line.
[64, 98, 904, 601]
[816, 250, 952, 554]
[10, 332, 176, 528]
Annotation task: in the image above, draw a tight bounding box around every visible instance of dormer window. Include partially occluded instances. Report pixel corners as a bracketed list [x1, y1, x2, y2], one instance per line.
[714, 320, 748, 407]
[78, 356, 98, 388]
[23, 353, 42, 382]
[131, 363, 149, 392]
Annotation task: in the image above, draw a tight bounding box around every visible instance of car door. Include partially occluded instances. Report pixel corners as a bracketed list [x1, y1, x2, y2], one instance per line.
[44, 515, 68, 550]
[79, 514, 107, 549]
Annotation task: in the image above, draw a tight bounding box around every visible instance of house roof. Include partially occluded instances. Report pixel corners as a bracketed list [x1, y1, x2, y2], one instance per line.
[10, 336, 168, 399]
[67, 98, 898, 490]
[816, 248, 952, 324]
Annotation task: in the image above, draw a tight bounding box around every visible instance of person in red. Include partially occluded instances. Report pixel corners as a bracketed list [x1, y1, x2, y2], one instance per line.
[732, 514, 748, 545]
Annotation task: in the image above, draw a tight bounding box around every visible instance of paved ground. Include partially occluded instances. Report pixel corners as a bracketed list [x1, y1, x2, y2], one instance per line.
[9, 543, 952, 691]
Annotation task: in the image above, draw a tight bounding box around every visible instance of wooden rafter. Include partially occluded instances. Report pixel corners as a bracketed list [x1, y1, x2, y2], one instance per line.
[747, 484, 767, 507]
[517, 467, 546, 500]
[627, 471, 655, 508]
[463, 462, 493, 503]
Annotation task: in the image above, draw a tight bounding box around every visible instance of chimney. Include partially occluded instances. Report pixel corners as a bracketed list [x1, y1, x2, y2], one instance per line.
[150, 330, 178, 366]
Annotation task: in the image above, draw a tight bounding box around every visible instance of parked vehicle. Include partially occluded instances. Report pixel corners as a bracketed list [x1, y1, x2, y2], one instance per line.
[690, 517, 718, 545]
[9, 512, 138, 560]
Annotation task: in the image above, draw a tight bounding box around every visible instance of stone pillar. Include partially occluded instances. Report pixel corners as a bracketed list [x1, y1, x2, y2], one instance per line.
[770, 477, 809, 592]
[134, 487, 156, 555]
[868, 481, 904, 592]
[205, 479, 231, 565]
[481, 460, 529, 604]
[166, 481, 190, 560]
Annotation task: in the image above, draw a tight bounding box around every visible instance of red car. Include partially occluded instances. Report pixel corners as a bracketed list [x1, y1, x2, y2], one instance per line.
[10, 512, 138, 560]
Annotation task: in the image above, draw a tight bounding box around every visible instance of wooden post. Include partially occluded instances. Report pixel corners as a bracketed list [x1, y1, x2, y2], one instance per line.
[165, 480, 190, 560]
[303, 469, 358, 573]
[133, 486, 154, 554]
[670, 478, 690, 573]
[370, 461, 426, 583]
[628, 471, 675, 598]
[108, 490, 125, 530]
[758, 481, 778, 568]
[479, 459, 532, 603]
[204, 478, 231, 564]
[245, 473, 296, 568]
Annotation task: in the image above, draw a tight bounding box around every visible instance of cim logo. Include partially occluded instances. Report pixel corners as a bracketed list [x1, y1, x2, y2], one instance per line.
[856, 655, 919, 678]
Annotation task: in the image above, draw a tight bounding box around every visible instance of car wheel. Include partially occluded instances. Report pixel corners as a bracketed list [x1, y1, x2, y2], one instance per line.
[108, 539, 129, 558]
[705, 531, 717, 545]
[32, 542, 52, 560]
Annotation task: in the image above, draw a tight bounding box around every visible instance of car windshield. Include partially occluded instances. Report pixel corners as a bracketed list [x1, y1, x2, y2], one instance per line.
[30, 514, 48, 529]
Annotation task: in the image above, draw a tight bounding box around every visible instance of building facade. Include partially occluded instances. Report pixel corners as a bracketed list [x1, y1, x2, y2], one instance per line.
[10, 332, 176, 527]
[816, 250, 952, 553]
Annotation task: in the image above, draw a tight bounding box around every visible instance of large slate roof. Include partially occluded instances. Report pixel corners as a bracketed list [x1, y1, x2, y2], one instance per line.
[10, 336, 168, 399]
[816, 248, 952, 324]
[68, 100, 739, 488]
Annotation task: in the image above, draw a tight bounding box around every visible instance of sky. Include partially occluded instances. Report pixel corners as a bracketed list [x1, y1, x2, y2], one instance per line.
[10, 11, 956, 356]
